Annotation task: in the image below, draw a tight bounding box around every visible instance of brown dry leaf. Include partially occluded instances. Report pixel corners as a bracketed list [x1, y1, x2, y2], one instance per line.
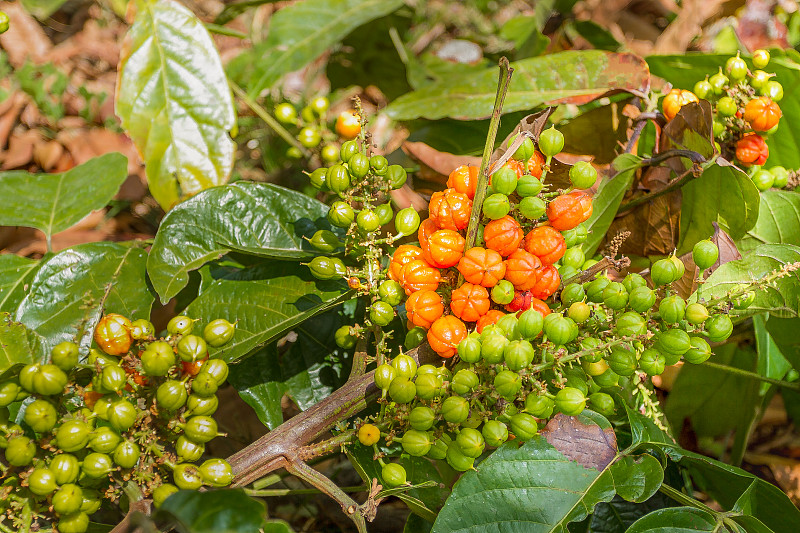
[1, 129, 41, 169]
[57, 128, 143, 175]
[653, 0, 727, 54]
[541, 413, 617, 471]
[33, 140, 64, 171]
[0, 92, 26, 150]
[402, 142, 481, 182]
[673, 250, 698, 300]
[0, 2, 51, 68]
[708, 222, 741, 275]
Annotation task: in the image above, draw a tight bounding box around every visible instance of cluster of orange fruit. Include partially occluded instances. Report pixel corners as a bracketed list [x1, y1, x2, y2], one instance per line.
[388, 157, 593, 359]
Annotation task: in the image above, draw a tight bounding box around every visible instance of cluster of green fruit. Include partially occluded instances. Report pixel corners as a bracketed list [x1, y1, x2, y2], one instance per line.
[0, 313, 236, 533]
[304, 138, 412, 282]
[274, 96, 363, 161]
[358, 240, 738, 485]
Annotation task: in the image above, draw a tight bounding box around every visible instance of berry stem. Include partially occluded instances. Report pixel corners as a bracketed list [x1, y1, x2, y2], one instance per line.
[463, 58, 514, 254]
[701, 361, 800, 391]
[230, 82, 311, 158]
[246, 485, 368, 497]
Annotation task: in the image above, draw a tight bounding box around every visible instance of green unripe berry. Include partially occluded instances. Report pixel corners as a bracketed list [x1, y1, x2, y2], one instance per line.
[555, 387, 586, 416]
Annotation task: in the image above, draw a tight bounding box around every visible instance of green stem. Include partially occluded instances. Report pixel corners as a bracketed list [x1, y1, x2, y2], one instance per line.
[230, 82, 310, 157]
[252, 473, 283, 490]
[205, 23, 247, 39]
[659, 483, 716, 514]
[246, 485, 368, 497]
[463, 58, 514, 253]
[701, 361, 800, 391]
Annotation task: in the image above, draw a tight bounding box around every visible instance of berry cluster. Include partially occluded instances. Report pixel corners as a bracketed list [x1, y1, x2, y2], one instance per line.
[661, 50, 790, 190]
[0, 313, 236, 532]
[362, 238, 738, 483]
[274, 96, 363, 161]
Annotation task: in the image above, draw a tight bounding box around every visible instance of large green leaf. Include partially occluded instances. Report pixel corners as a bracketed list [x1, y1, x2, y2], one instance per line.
[183, 261, 352, 363]
[738, 190, 800, 253]
[116, 0, 235, 211]
[0, 153, 127, 243]
[0, 255, 40, 314]
[610, 454, 663, 504]
[230, 0, 404, 97]
[431, 436, 617, 533]
[626, 507, 719, 532]
[148, 182, 340, 302]
[694, 244, 800, 318]
[15, 242, 153, 354]
[384, 51, 650, 121]
[647, 51, 800, 171]
[665, 344, 760, 439]
[0, 314, 47, 374]
[677, 160, 760, 255]
[581, 154, 641, 257]
[155, 489, 266, 533]
[753, 314, 792, 392]
[228, 308, 350, 428]
[568, 494, 675, 533]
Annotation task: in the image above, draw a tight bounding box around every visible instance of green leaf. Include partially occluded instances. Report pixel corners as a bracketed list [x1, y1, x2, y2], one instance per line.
[262, 519, 296, 533]
[559, 100, 634, 165]
[214, 0, 280, 26]
[694, 244, 800, 318]
[569, 21, 621, 52]
[431, 436, 617, 533]
[20, 0, 69, 19]
[500, 15, 549, 59]
[230, 0, 404, 97]
[116, 0, 235, 211]
[581, 154, 641, 257]
[646, 52, 800, 171]
[0, 255, 40, 314]
[184, 260, 352, 363]
[764, 316, 800, 372]
[155, 489, 266, 533]
[147, 182, 341, 303]
[753, 314, 791, 393]
[228, 308, 350, 428]
[738, 190, 800, 253]
[667, 448, 800, 532]
[665, 344, 760, 438]
[0, 314, 47, 374]
[15, 242, 153, 354]
[626, 507, 719, 532]
[0, 153, 127, 243]
[568, 493, 675, 533]
[384, 51, 650, 121]
[677, 160, 760, 255]
[611, 454, 663, 504]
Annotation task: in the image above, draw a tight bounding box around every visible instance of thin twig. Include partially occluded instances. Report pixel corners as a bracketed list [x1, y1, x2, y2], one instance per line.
[618, 167, 695, 212]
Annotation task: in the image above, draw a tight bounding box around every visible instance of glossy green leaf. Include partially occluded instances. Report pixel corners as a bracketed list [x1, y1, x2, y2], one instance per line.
[626, 507, 719, 532]
[148, 182, 342, 302]
[431, 436, 617, 533]
[738, 190, 800, 253]
[677, 160, 760, 255]
[184, 260, 352, 363]
[667, 448, 800, 532]
[581, 154, 641, 257]
[0, 313, 46, 373]
[385, 51, 651, 121]
[621, 403, 675, 453]
[500, 15, 549, 59]
[116, 0, 235, 211]
[262, 520, 296, 533]
[214, 0, 279, 26]
[230, 0, 404, 97]
[569, 21, 621, 51]
[611, 454, 663, 504]
[568, 494, 675, 533]
[694, 244, 800, 318]
[647, 51, 800, 170]
[156, 489, 266, 533]
[0, 153, 127, 243]
[228, 308, 350, 428]
[15, 242, 152, 354]
[0, 255, 40, 314]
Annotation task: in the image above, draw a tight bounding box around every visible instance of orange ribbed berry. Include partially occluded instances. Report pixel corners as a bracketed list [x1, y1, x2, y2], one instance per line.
[405, 290, 444, 329]
[427, 316, 468, 358]
[504, 249, 542, 290]
[425, 229, 465, 268]
[476, 310, 505, 333]
[744, 96, 781, 132]
[546, 192, 593, 231]
[446, 165, 479, 200]
[530, 265, 560, 299]
[428, 189, 472, 231]
[483, 216, 524, 257]
[399, 259, 441, 295]
[523, 226, 566, 265]
[388, 245, 423, 281]
[450, 283, 490, 322]
[457, 247, 506, 288]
